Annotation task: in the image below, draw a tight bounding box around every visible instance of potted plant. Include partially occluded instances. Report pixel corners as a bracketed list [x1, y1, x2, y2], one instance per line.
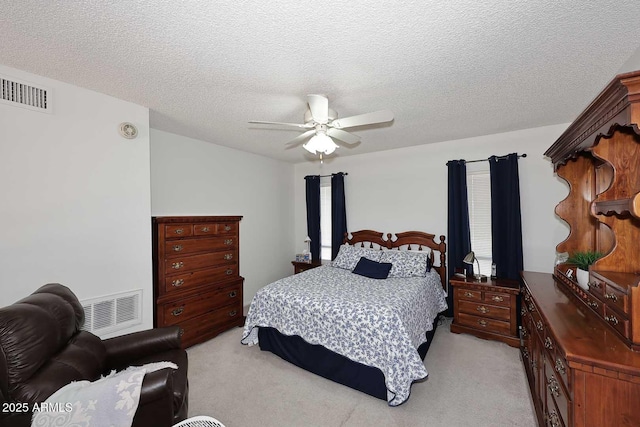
[567, 250, 602, 290]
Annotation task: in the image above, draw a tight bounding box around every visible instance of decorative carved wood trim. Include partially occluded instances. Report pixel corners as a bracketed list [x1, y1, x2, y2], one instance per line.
[546, 70, 640, 167]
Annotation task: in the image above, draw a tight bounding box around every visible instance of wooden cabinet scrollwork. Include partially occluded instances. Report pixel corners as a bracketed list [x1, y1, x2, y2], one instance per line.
[521, 70, 640, 427]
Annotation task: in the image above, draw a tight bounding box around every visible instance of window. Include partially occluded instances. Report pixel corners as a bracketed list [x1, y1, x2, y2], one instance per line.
[320, 179, 332, 260]
[467, 170, 493, 276]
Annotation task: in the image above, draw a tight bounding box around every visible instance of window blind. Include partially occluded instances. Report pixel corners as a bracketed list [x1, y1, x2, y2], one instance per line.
[320, 181, 332, 260]
[467, 171, 493, 275]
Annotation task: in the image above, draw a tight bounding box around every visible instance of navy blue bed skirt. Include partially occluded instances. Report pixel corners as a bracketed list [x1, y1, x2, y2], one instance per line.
[257, 316, 440, 402]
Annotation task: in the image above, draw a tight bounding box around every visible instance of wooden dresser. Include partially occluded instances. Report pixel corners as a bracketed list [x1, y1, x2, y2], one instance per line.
[523, 70, 640, 426]
[152, 216, 244, 348]
[521, 271, 640, 427]
[449, 276, 520, 347]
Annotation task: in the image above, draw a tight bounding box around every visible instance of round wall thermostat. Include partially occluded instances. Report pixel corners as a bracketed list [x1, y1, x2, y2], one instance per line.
[119, 122, 138, 139]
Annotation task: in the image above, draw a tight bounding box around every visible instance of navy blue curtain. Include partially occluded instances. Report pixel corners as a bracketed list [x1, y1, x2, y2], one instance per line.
[447, 160, 472, 316]
[489, 153, 524, 281]
[331, 173, 347, 260]
[305, 175, 321, 261]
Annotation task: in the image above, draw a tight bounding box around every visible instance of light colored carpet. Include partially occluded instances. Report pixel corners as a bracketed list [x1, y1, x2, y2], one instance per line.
[186, 319, 537, 427]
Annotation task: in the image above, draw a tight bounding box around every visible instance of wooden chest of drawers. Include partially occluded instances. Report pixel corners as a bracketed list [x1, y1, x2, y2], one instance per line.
[521, 271, 640, 427]
[152, 216, 243, 348]
[450, 276, 520, 347]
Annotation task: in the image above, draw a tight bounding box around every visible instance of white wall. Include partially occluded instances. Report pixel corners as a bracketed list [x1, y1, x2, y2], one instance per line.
[617, 44, 640, 74]
[294, 123, 570, 275]
[149, 129, 295, 307]
[0, 65, 153, 336]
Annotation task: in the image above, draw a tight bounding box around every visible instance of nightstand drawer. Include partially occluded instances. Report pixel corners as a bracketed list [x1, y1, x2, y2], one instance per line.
[458, 300, 510, 321]
[456, 288, 482, 302]
[484, 291, 511, 307]
[458, 312, 511, 336]
[292, 260, 322, 274]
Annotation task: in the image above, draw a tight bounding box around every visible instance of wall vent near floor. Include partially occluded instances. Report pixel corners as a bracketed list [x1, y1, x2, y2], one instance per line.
[81, 289, 142, 336]
[0, 74, 52, 113]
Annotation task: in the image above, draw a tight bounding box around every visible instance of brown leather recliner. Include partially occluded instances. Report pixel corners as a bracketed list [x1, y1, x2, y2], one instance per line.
[0, 283, 188, 427]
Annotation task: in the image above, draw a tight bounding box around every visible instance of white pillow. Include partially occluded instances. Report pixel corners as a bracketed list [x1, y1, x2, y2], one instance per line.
[332, 245, 383, 270]
[379, 250, 430, 278]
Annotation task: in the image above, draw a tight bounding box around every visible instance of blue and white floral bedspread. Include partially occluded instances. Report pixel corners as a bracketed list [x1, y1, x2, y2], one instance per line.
[241, 265, 447, 406]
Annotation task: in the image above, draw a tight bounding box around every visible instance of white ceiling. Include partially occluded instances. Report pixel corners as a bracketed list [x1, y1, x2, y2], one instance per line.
[2, 1, 640, 163]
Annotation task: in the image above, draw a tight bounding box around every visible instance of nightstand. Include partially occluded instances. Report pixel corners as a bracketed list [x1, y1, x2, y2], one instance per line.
[449, 276, 520, 347]
[291, 260, 322, 274]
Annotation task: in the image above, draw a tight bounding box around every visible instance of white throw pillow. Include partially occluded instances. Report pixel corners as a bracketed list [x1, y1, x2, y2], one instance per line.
[332, 245, 383, 270]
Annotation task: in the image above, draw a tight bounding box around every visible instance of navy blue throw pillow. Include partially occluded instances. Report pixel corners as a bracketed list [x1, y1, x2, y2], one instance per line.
[352, 257, 392, 279]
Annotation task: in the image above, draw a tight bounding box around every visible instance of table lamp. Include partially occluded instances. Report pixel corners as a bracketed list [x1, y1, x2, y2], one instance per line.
[463, 251, 486, 281]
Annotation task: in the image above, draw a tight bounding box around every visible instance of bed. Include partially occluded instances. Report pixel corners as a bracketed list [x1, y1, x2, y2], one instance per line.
[241, 230, 448, 406]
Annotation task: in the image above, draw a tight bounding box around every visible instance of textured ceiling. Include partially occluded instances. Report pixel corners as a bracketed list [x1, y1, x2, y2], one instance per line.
[2, 1, 640, 163]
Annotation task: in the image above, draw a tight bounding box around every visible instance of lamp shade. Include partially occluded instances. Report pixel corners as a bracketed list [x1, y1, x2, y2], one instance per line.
[463, 251, 476, 265]
[303, 132, 339, 155]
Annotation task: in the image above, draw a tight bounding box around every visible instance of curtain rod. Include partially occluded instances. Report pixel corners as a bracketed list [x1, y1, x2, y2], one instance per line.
[305, 172, 349, 178]
[458, 153, 527, 164]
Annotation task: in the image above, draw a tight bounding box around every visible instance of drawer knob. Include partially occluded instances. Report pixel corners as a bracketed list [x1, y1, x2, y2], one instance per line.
[605, 314, 619, 325]
[171, 262, 184, 270]
[591, 281, 601, 289]
[226, 269, 233, 275]
[174, 228, 184, 235]
[491, 295, 504, 303]
[229, 310, 237, 317]
[605, 293, 618, 302]
[544, 336, 554, 350]
[229, 290, 237, 298]
[528, 303, 535, 312]
[521, 307, 527, 316]
[224, 253, 234, 260]
[225, 225, 231, 231]
[178, 328, 184, 337]
[522, 348, 529, 360]
[477, 319, 488, 327]
[464, 291, 474, 298]
[201, 226, 210, 232]
[476, 306, 489, 314]
[521, 327, 528, 338]
[536, 320, 543, 331]
[587, 300, 599, 309]
[171, 279, 184, 287]
[555, 358, 566, 375]
[173, 245, 183, 252]
[224, 239, 233, 245]
[171, 307, 184, 317]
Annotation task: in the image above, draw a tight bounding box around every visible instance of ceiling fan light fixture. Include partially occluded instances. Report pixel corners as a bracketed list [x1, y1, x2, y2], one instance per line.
[304, 132, 338, 155]
[249, 94, 393, 160]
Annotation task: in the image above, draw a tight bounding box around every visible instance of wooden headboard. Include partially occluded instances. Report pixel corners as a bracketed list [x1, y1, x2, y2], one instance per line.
[343, 230, 447, 289]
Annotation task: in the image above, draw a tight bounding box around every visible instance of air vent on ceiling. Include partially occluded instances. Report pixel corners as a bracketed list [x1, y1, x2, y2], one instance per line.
[0, 74, 51, 113]
[80, 289, 142, 337]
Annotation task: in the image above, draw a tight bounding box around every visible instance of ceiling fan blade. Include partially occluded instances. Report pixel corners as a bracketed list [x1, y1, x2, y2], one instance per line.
[327, 128, 360, 144]
[330, 109, 394, 129]
[284, 129, 316, 147]
[249, 120, 313, 129]
[307, 94, 329, 124]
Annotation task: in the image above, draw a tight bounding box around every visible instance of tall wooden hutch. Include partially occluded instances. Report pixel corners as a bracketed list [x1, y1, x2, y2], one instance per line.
[520, 70, 640, 427]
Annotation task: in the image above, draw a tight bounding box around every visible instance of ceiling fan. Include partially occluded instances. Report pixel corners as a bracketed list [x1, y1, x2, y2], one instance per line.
[249, 94, 394, 159]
